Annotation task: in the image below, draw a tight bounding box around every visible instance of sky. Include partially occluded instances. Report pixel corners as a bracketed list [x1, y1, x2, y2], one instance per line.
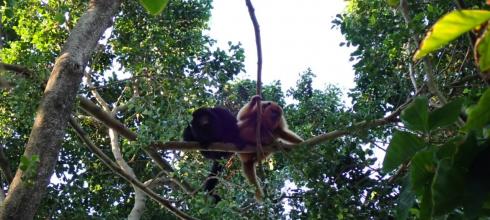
[206, 0, 355, 93]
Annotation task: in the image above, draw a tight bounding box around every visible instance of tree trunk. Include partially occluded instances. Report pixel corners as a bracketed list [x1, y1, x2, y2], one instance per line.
[0, 1, 121, 219]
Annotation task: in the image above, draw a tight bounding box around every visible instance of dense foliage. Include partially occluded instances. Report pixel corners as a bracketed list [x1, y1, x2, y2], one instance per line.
[0, 0, 488, 219]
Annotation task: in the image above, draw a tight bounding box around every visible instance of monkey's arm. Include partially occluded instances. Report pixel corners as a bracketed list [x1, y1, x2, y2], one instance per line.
[276, 128, 303, 144]
[183, 125, 195, 141]
[237, 95, 261, 120]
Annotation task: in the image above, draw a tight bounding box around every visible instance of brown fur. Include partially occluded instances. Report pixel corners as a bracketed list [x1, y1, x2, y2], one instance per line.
[237, 95, 303, 201]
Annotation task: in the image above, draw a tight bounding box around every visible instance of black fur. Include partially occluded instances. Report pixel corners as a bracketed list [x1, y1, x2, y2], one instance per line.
[183, 107, 243, 202]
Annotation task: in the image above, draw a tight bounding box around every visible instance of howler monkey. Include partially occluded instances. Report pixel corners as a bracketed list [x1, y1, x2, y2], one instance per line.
[237, 95, 304, 201]
[183, 107, 243, 202]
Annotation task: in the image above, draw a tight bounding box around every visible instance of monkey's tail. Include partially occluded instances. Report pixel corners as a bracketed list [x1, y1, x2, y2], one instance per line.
[203, 160, 224, 203]
[242, 159, 264, 202]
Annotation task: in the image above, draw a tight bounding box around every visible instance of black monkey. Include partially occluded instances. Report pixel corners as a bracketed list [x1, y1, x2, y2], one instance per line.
[183, 107, 243, 202]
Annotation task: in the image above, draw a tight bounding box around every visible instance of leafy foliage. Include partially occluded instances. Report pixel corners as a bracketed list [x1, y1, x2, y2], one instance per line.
[0, 0, 489, 219]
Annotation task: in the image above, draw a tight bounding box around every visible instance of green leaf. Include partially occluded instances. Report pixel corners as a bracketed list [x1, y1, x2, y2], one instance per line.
[452, 133, 479, 167]
[401, 96, 429, 133]
[432, 158, 465, 217]
[464, 88, 490, 131]
[414, 10, 490, 60]
[139, 0, 169, 15]
[410, 149, 435, 195]
[477, 28, 490, 72]
[383, 131, 425, 172]
[395, 180, 416, 220]
[428, 98, 463, 130]
[436, 136, 463, 160]
[419, 184, 433, 220]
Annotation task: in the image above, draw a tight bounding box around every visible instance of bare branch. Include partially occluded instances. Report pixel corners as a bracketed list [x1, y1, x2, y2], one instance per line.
[69, 116, 197, 220]
[399, 0, 447, 105]
[0, 63, 32, 78]
[84, 73, 109, 109]
[77, 96, 194, 193]
[78, 96, 138, 140]
[245, 0, 265, 157]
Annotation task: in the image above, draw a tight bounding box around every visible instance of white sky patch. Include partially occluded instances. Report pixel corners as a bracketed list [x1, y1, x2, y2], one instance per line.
[207, 0, 355, 93]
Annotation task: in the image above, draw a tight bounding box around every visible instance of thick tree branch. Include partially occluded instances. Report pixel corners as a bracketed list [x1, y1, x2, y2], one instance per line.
[0, 1, 122, 218]
[152, 101, 405, 153]
[69, 117, 197, 220]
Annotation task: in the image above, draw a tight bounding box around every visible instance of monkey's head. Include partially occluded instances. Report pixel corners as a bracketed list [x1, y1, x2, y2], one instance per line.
[190, 108, 221, 142]
[261, 101, 283, 130]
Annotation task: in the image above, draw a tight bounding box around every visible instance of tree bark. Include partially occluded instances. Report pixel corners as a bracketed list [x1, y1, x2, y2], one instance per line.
[0, 1, 121, 219]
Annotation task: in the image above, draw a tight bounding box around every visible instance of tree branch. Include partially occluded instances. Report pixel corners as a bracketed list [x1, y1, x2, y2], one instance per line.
[0, 63, 32, 78]
[78, 95, 137, 140]
[152, 101, 406, 153]
[399, 0, 447, 105]
[77, 95, 195, 193]
[84, 72, 109, 110]
[245, 0, 265, 157]
[0, 146, 13, 183]
[69, 117, 197, 220]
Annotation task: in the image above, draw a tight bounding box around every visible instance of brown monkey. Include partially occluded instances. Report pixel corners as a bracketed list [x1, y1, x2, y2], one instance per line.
[237, 95, 303, 201]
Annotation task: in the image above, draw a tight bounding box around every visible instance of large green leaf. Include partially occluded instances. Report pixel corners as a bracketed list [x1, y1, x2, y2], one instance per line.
[419, 184, 433, 220]
[431, 158, 465, 217]
[464, 88, 490, 131]
[428, 98, 463, 130]
[139, 0, 169, 15]
[401, 97, 429, 133]
[436, 137, 463, 160]
[383, 131, 425, 172]
[477, 28, 490, 73]
[414, 10, 490, 60]
[410, 149, 435, 195]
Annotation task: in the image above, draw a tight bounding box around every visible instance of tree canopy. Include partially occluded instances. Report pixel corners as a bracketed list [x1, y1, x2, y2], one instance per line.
[0, 0, 489, 219]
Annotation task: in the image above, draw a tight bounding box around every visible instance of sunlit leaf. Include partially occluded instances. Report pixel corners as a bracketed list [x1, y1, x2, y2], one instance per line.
[139, 0, 169, 15]
[383, 131, 425, 172]
[414, 10, 490, 60]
